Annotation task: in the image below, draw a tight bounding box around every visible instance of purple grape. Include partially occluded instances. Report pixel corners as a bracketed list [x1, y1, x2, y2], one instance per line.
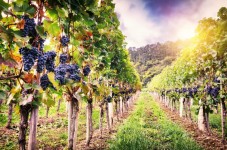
[60, 54, 68, 64]
[21, 15, 37, 37]
[44, 51, 56, 72]
[37, 55, 47, 73]
[19, 47, 39, 72]
[54, 64, 67, 85]
[60, 36, 70, 46]
[40, 74, 50, 90]
[83, 65, 91, 76]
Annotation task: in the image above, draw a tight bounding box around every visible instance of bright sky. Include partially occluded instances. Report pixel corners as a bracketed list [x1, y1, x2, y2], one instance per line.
[113, 0, 227, 48]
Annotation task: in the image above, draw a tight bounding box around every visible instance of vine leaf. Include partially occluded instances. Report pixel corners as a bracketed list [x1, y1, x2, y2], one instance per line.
[43, 20, 60, 37]
[23, 73, 34, 84]
[19, 94, 33, 106]
[7, 84, 20, 105]
[35, 26, 46, 38]
[48, 72, 59, 89]
[17, 19, 25, 29]
[0, 90, 6, 99]
[0, 0, 10, 19]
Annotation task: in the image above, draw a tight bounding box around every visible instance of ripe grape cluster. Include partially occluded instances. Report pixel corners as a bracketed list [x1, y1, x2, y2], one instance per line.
[60, 36, 70, 46]
[55, 54, 81, 85]
[37, 55, 46, 73]
[106, 96, 112, 102]
[19, 47, 39, 71]
[40, 74, 51, 90]
[60, 54, 68, 64]
[67, 64, 81, 82]
[21, 15, 37, 37]
[182, 88, 187, 93]
[167, 84, 219, 99]
[168, 86, 199, 98]
[205, 85, 220, 98]
[83, 65, 91, 76]
[210, 87, 220, 98]
[205, 85, 212, 95]
[55, 64, 67, 84]
[45, 51, 56, 72]
[36, 51, 56, 73]
[39, 38, 45, 51]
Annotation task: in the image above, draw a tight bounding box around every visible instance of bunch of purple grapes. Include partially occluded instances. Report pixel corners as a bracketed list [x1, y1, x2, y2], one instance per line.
[54, 54, 81, 85]
[36, 51, 56, 73]
[60, 36, 70, 46]
[60, 54, 68, 64]
[182, 88, 187, 93]
[210, 87, 220, 98]
[19, 47, 39, 71]
[192, 87, 198, 95]
[40, 74, 51, 90]
[55, 64, 67, 85]
[55, 64, 81, 84]
[106, 96, 112, 103]
[37, 55, 46, 73]
[45, 51, 56, 72]
[67, 64, 81, 82]
[39, 38, 45, 51]
[83, 65, 91, 76]
[21, 15, 37, 37]
[205, 85, 212, 95]
[188, 88, 193, 97]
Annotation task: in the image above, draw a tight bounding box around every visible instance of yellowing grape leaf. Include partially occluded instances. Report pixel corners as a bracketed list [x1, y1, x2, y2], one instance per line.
[23, 73, 33, 83]
[7, 84, 21, 104]
[10, 53, 21, 62]
[48, 72, 59, 89]
[17, 19, 25, 29]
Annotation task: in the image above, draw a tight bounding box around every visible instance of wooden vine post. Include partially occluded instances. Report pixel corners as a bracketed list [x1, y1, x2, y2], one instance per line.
[67, 88, 80, 150]
[86, 98, 93, 146]
[99, 101, 105, 138]
[220, 75, 226, 143]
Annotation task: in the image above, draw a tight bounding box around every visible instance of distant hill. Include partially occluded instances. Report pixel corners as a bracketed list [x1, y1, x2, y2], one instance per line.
[128, 40, 191, 86]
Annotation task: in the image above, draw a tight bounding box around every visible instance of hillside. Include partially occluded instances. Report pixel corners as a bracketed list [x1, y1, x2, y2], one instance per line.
[128, 40, 191, 86]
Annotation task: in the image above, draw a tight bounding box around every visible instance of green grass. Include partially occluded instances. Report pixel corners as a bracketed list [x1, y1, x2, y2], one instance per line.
[109, 92, 203, 150]
[191, 105, 227, 135]
[0, 100, 101, 149]
[0, 104, 20, 127]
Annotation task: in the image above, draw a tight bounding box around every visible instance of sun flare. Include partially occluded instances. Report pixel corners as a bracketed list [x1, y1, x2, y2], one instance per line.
[177, 26, 196, 40]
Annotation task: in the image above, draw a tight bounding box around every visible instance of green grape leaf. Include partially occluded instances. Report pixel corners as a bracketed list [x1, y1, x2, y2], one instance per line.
[0, 90, 6, 100]
[56, 7, 66, 18]
[35, 26, 46, 39]
[48, 22, 61, 37]
[0, 0, 10, 11]
[46, 9, 58, 21]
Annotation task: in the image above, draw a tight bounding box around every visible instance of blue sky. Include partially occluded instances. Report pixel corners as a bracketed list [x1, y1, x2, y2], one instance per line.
[113, 0, 227, 48]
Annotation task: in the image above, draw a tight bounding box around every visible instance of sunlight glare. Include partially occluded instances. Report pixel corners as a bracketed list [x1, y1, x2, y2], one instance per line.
[177, 26, 196, 40]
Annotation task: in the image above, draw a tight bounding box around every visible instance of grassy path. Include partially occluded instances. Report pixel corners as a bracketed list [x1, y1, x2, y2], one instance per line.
[108, 92, 202, 150]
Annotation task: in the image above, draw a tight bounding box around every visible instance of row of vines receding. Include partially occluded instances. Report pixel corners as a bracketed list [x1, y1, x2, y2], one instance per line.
[0, 0, 141, 149]
[149, 7, 227, 143]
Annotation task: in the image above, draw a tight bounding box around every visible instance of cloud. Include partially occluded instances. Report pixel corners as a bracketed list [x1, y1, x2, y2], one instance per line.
[113, 0, 227, 48]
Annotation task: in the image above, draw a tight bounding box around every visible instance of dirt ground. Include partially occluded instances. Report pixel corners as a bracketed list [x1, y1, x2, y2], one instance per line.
[156, 100, 227, 150]
[76, 105, 135, 150]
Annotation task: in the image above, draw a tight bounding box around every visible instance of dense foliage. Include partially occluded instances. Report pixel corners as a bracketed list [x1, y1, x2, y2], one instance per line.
[149, 7, 227, 104]
[0, 0, 141, 149]
[128, 40, 191, 86]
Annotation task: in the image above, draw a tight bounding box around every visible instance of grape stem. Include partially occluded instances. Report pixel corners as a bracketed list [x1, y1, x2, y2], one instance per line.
[0, 66, 22, 80]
